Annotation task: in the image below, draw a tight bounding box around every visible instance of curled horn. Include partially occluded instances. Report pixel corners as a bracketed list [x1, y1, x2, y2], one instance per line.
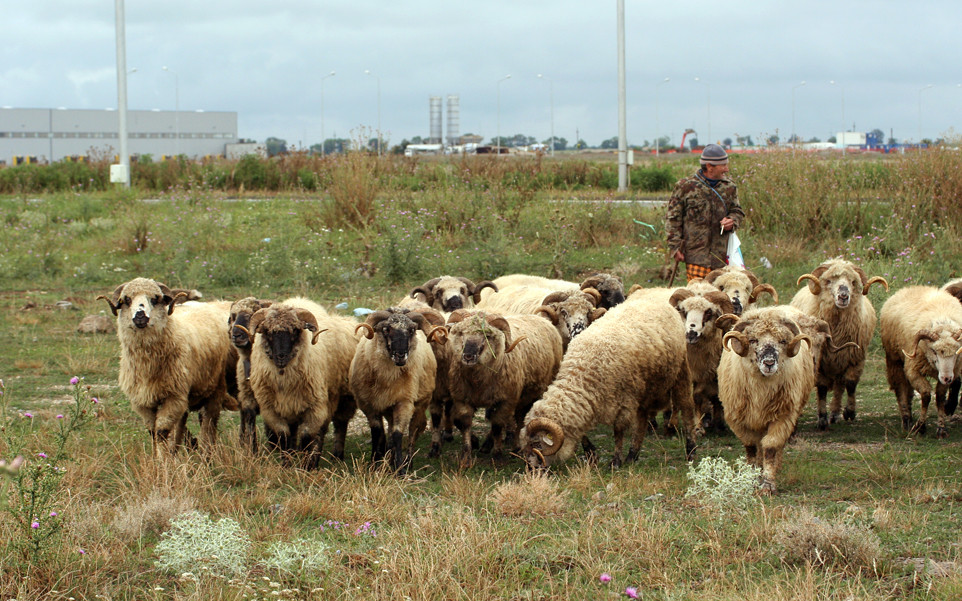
[703, 269, 726, 284]
[943, 281, 962, 304]
[294, 308, 323, 344]
[470, 279, 498, 304]
[589, 307, 607, 322]
[580, 275, 604, 290]
[627, 284, 645, 296]
[743, 270, 761, 289]
[704, 291, 735, 317]
[796, 273, 822, 295]
[903, 329, 938, 358]
[862, 276, 889, 296]
[535, 305, 561, 325]
[525, 417, 565, 457]
[786, 334, 813, 358]
[484, 314, 521, 352]
[723, 330, 750, 356]
[542, 291, 571, 305]
[749, 284, 778, 304]
[668, 288, 694, 308]
[581, 288, 602, 306]
[414, 308, 446, 327]
[355, 323, 375, 340]
[248, 308, 270, 337]
[155, 283, 180, 315]
[446, 308, 474, 324]
[96, 283, 126, 316]
[715, 313, 740, 333]
[234, 324, 255, 344]
[827, 339, 860, 353]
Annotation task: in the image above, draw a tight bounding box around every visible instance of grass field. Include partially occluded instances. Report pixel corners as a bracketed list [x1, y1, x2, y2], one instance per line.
[1, 151, 961, 600]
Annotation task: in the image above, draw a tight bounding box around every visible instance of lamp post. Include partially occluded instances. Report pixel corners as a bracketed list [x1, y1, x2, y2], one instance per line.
[918, 83, 933, 153]
[161, 66, 179, 157]
[694, 76, 711, 144]
[320, 70, 335, 154]
[536, 73, 554, 157]
[829, 80, 846, 156]
[364, 69, 381, 156]
[496, 74, 512, 156]
[655, 77, 670, 157]
[114, 0, 130, 187]
[791, 80, 806, 154]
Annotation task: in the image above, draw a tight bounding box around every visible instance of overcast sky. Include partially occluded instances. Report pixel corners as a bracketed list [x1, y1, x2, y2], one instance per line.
[4, 1, 961, 148]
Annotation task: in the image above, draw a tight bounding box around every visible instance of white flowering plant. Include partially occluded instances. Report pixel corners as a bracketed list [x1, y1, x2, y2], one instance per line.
[261, 538, 332, 580]
[685, 456, 761, 513]
[154, 511, 250, 577]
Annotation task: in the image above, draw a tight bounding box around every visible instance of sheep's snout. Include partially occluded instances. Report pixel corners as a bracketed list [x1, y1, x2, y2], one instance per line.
[686, 328, 700, 344]
[605, 290, 625, 308]
[834, 285, 851, 308]
[231, 326, 251, 348]
[568, 321, 586, 339]
[460, 339, 483, 365]
[132, 310, 150, 329]
[267, 332, 297, 369]
[731, 297, 744, 315]
[443, 295, 464, 312]
[757, 345, 780, 376]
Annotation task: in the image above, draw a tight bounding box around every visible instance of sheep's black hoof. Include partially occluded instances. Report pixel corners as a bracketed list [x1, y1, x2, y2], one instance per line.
[843, 408, 856, 422]
[610, 457, 623, 469]
[936, 427, 947, 439]
[912, 420, 927, 436]
[441, 429, 454, 443]
[830, 411, 842, 425]
[759, 479, 776, 496]
[700, 414, 713, 432]
[428, 443, 441, 458]
[478, 436, 494, 455]
[470, 434, 481, 450]
[663, 424, 677, 437]
[817, 413, 829, 431]
[901, 416, 912, 431]
[685, 440, 697, 462]
[624, 449, 638, 464]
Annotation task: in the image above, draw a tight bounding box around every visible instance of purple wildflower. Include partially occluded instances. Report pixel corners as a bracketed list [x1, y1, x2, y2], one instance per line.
[70, 376, 80, 385]
[600, 573, 612, 583]
[625, 587, 639, 599]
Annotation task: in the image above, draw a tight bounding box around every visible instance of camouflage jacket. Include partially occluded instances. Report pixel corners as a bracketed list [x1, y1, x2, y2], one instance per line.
[665, 171, 745, 269]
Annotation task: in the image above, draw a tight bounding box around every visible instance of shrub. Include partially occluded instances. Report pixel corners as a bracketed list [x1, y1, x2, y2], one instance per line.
[489, 471, 568, 517]
[685, 456, 761, 513]
[774, 509, 882, 576]
[154, 511, 250, 577]
[261, 538, 332, 580]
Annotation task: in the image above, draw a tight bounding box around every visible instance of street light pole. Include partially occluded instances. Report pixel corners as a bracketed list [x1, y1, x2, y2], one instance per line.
[537, 74, 554, 157]
[496, 74, 512, 156]
[114, 0, 130, 187]
[617, 0, 628, 192]
[320, 70, 335, 155]
[364, 70, 381, 156]
[791, 80, 806, 154]
[918, 83, 933, 154]
[694, 77, 711, 144]
[161, 66, 179, 157]
[655, 77, 670, 157]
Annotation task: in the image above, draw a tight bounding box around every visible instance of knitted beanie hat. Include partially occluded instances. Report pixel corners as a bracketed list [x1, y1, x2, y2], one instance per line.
[699, 143, 728, 165]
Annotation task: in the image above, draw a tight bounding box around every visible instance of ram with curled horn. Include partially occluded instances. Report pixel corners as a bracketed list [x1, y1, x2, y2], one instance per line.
[703, 266, 776, 315]
[790, 258, 889, 430]
[405, 275, 498, 314]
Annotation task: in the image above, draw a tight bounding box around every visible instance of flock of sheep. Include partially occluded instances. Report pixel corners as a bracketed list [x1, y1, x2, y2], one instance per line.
[97, 261, 962, 493]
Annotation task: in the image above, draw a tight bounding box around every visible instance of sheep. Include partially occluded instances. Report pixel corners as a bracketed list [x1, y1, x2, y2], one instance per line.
[483, 272, 626, 309]
[668, 288, 735, 432]
[227, 296, 275, 452]
[939, 278, 962, 416]
[445, 310, 564, 463]
[703, 266, 778, 315]
[791, 259, 889, 429]
[519, 293, 698, 469]
[349, 307, 447, 472]
[477, 285, 607, 351]
[243, 297, 359, 469]
[405, 276, 498, 314]
[717, 306, 817, 494]
[880, 286, 962, 439]
[97, 278, 238, 460]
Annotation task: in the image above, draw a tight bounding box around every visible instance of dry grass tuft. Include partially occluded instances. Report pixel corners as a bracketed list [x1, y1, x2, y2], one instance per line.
[111, 488, 197, 542]
[488, 471, 569, 517]
[774, 509, 882, 576]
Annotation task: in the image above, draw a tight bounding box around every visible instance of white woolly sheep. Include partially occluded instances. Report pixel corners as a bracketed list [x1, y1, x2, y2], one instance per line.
[717, 306, 817, 494]
[668, 288, 735, 432]
[484, 272, 625, 309]
[704, 266, 778, 315]
[939, 278, 962, 416]
[227, 296, 276, 452]
[350, 307, 447, 472]
[243, 298, 359, 469]
[405, 276, 498, 313]
[791, 258, 889, 428]
[445, 310, 564, 463]
[519, 293, 698, 469]
[880, 286, 962, 438]
[98, 278, 238, 459]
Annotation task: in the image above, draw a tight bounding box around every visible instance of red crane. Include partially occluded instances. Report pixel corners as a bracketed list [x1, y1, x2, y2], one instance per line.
[680, 128, 697, 152]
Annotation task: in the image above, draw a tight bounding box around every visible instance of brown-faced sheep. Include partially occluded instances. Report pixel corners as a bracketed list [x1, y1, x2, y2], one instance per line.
[791, 259, 889, 429]
[228, 296, 275, 452]
[477, 285, 607, 351]
[519, 293, 698, 469]
[880, 286, 962, 438]
[98, 278, 237, 459]
[718, 306, 816, 494]
[350, 307, 446, 472]
[939, 278, 962, 416]
[244, 298, 359, 469]
[405, 276, 498, 313]
[483, 272, 626, 309]
[445, 310, 563, 463]
[668, 288, 735, 432]
[704, 266, 778, 315]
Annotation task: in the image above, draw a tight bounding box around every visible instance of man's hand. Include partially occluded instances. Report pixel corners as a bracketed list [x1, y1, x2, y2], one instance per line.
[720, 217, 735, 232]
[673, 249, 684, 261]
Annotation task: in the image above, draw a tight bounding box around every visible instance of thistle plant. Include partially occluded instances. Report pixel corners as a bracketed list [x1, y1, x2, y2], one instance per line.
[3, 376, 94, 561]
[685, 456, 761, 514]
[261, 538, 332, 581]
[154, 511, 250, 577]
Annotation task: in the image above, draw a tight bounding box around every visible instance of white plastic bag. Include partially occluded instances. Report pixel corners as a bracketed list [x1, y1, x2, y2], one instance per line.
[727, 232, 745, 269]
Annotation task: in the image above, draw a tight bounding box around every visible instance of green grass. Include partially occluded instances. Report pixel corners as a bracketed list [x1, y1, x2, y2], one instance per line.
[1, 152, 962, 600]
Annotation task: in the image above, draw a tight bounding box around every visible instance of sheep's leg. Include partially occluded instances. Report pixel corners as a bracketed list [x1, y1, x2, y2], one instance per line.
[407, 403, 428, 468]
[154, 401, 188, 458]
[709, 396, 727, 433]
[298, 429, 322, 471]
[934, 382, 949, 439]
[580, 436, 599, 465]
[843, 378, 859, 422]
[744, 444, 759, 468]
[391, 401, 416, 473]
[829, 381, 845, 425]
[428, 400, 444, 458]
[441, 399, 455, 442]
[885, 356, 914, 431]
[911, 385, 932, 436]
[670, 362, 699, 462]
[759, 445, 784, 496]
[199, 401, 221, 454]
[946, 379, 960, 417]
[452, 403, 476, 466]
[760, 419, 794, 495]
[330, 395, 356, 461]
[625, 408, 647, 464]
[240, 405, 258, 454]
[367, 413, 387, 463]
[815, 383, 830, 430]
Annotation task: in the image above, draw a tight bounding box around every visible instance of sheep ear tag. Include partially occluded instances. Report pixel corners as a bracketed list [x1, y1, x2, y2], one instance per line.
[540, 433, 554, 448]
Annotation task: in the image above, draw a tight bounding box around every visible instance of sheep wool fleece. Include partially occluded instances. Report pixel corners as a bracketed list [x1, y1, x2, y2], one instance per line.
[665, 171, 744, 270]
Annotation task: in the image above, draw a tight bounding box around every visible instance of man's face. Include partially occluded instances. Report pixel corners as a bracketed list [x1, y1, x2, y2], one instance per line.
[703, 162, 729, 179]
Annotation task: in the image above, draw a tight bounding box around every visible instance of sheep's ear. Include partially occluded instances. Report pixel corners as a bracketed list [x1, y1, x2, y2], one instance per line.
[786, 334, 812, 358]
[426, 325, 448, 345]
[156, 283, 181, 315]
[535, 305, 561, 325]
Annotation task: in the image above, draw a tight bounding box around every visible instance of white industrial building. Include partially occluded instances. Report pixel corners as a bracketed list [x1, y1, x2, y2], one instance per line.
[0, 107, 239, 165]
